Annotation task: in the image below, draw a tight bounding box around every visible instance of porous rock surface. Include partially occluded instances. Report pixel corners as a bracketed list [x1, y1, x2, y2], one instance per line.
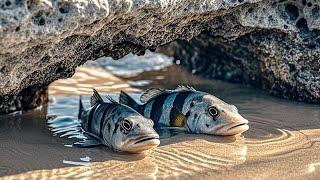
[160, 0, 320, 103]
[0, 0, 319, 113]
[162, 30, 320, 103]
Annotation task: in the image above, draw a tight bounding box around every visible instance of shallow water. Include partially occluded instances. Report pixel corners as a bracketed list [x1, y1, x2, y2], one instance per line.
[0, 54, 320, 179]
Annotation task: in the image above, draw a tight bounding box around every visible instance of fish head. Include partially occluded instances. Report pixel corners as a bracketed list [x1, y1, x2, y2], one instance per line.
[185, 94, 249, 136]
[112, 112, 160, 153]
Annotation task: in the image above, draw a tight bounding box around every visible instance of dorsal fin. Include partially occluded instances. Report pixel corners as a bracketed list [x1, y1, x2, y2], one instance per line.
[105, 95, 118, 104]
[175, 85, 197, 92]
[140, 88, 167, 103]
[78, 95, 84, 119]
[90, 89, 104, 106]
[140, 85, 197, 103]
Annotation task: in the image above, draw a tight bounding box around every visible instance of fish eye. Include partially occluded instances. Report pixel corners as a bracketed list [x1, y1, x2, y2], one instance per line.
[121, 119, 132, 131]
[208, 106, 219, 118]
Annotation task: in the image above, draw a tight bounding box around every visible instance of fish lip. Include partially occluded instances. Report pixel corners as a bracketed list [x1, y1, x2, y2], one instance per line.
[124, 134, 160, 153]
[228, 123, 248, 131]
[217, 122, 249, 136]
[133, 134, 160, 144]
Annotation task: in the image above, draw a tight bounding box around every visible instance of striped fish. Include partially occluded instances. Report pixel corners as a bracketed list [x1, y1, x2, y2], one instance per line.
[119, 85, 249, 136]
[77, 89, 160, 153]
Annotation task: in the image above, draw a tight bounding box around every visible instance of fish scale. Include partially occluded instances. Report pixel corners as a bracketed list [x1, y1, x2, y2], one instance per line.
[143, 99, 154, 118]
[76, 89, 160, 152]
[119, 85, 249, 136]
[150, 93, 170, 125]
[159, 93, 178, 126]
[91, 103, 109, 136]
[169, 92, 193, 126]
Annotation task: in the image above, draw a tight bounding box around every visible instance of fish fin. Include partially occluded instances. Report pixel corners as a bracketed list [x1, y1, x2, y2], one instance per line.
[140, 88, 167, 103]
[105, 95, 118, 104]
[119, 91, 139, 109]
[73, 131, 104, 148]
[83, 131, 104, 142]
[175, 85, 197, 92]
[140, 86, 196, 103]
[73, 139, 102, 148]
[170, 107, 186, 127]
[78, 96, 84, 119]
[90, 89, 104, 106]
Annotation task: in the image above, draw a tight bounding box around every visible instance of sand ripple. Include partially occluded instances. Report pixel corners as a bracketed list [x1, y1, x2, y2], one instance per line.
[243, 115, 312, 157]
[46, 115, 248, 178]
[152, 135, 247, 178]
[1, 65, 320, 179]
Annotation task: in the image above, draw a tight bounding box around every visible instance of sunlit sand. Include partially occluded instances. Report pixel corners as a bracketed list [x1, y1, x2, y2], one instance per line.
[1, 64, 319, 179]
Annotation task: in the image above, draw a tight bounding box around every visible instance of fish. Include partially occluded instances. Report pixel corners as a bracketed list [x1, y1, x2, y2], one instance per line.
[77, 89, 160, 153]
[119, 85, 249, 136]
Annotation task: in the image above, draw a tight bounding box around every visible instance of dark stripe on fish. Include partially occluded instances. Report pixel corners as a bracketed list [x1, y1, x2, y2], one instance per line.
[107, 104, 118, 119]
[137, 104, 146, 115]
[173, 92, 192, 111]
[107, 122, 111, 134]
[112, 122, 119, 137]
[139, 104, 146, 116]
[150, 94, 169, 123]
[99, 104, 112, 138]
[87, 104, 98, 131]
[91, 103, 108, 135]
[142, 99, 154, 118]
[169, 92, 192, 125]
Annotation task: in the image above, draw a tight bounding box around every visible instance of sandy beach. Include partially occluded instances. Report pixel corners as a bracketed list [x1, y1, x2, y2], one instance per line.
[1, 64, 319, 179]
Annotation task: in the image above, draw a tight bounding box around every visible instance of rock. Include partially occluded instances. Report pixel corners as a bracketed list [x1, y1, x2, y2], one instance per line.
[0, 85, 48, 114]
[0, 0, 319, 113]
[159, 0, 320, 104]
[161, 29, 320, 103]
[0, 0, 230, 97]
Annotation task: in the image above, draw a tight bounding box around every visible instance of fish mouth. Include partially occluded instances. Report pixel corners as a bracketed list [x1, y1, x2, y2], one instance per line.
[228, 123, 248, 130]
[126, 134, 160, 153]
[134, 136, 159, 144]
[217, 122, 249, 136]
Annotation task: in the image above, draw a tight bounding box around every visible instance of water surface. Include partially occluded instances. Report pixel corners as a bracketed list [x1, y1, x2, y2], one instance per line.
[0, 53, 319, 179]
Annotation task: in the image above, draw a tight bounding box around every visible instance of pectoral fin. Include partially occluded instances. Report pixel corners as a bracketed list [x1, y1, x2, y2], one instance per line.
[170, 107, 186, 127]
[73, 139, 102, 148]
[73, 131, 103, 148]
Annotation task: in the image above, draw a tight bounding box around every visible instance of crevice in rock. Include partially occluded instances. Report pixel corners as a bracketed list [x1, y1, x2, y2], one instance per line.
[0, 85, 48, 115]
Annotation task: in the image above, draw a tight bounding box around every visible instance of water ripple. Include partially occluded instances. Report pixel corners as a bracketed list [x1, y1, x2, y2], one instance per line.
[151, 135, 247, 177]
[244, 115, 312, 157]
[1, 63, 320, 179]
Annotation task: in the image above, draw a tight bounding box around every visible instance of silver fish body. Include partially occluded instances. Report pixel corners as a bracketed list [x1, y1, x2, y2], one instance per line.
[119, 85, 249, 136]
[78, 89, 160, 153]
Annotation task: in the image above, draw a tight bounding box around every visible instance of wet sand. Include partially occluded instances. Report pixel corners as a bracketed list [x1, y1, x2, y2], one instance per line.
[0, 65, 319, 179]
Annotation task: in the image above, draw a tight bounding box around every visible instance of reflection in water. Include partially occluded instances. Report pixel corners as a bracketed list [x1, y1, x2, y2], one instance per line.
[0, 56, 320, 179]
[48, 116, 85, 140]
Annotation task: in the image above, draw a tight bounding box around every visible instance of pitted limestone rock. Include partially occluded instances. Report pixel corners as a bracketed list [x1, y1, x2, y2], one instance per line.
[0, 0, 319, 114]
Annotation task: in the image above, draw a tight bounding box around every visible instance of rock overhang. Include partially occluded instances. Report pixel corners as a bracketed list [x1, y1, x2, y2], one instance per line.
[0, 0, 319, 114]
